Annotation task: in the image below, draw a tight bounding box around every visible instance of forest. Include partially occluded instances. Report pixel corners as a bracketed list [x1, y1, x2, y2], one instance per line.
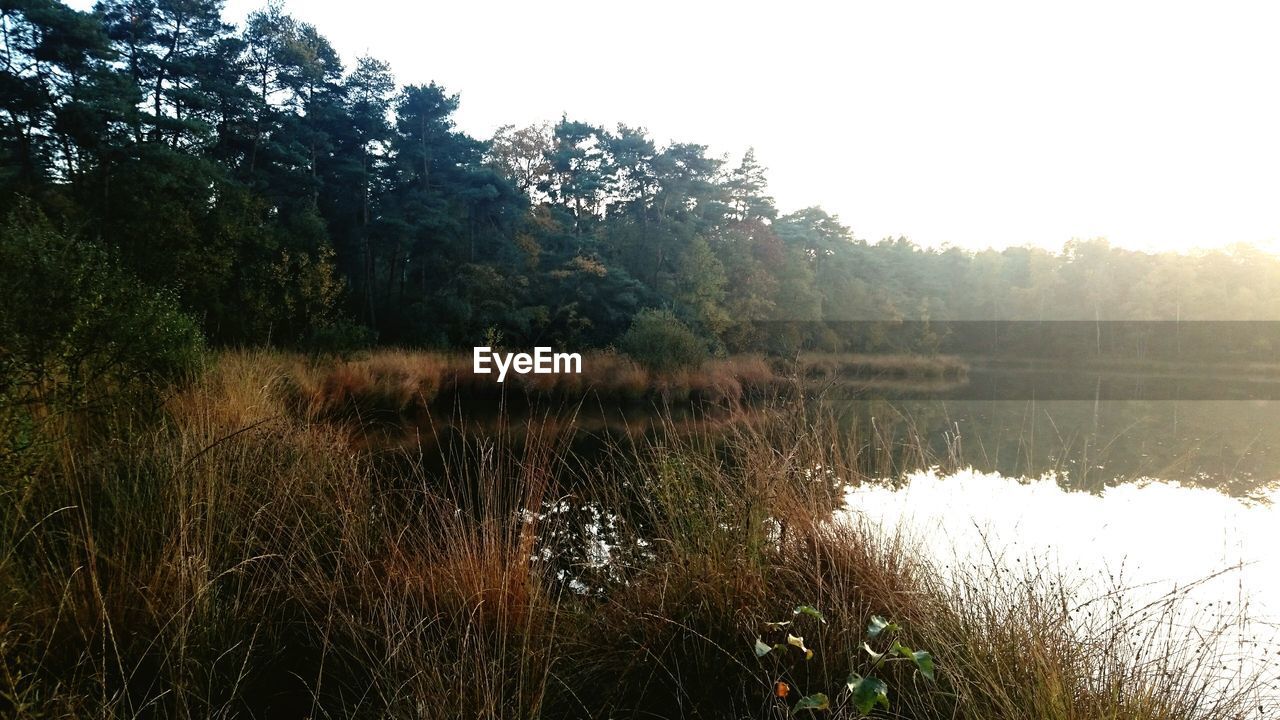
[6, 0, 1280, 364]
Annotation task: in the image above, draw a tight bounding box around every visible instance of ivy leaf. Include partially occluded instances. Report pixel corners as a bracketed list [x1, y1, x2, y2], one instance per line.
[754, 638, 773, 657]
[787, 634, 815, 660]
[793, 605, 826, 623]
[866, 615, 900, 641]
[893, 642, 935, 680]
[792, 692, 830, 713]
[861, 641, 885, 661]
[846, 674, 890, 715]
[911, 650, 936, 681]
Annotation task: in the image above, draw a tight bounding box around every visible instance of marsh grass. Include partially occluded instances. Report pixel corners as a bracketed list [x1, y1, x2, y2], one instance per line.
[0, 350, 1270, 718]
[292, 350, 784, 421]
[288, 349, 967, 422]
[796, 353, 969, 381]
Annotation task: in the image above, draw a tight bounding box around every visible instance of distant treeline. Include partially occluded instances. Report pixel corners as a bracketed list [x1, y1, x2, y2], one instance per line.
[5, 1, 1280, 357]
[770, 321, 1280, 364]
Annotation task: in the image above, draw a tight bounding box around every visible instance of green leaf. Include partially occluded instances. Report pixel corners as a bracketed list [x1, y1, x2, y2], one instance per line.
[846, 674, 890, 715]
[912, 650, 936, 681]
[792, 692, 830, 713]
[793, 605, 826, 623]
[893, 643, 935, 680]
[754, 638, 773, 657]
[866, 615, 900, 641]
[861, 641, 885, 661]
[764, 620, 793, 632]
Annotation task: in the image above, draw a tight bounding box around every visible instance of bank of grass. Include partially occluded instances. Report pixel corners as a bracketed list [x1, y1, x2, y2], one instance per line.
[0, 350, 1267, 718]
[796, 352, 969, 380]
[286, 348, 967, 420]
[295, 349, 782, 416]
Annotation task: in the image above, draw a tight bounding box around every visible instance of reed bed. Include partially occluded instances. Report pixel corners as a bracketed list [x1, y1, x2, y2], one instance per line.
[292, 350, 783, 419]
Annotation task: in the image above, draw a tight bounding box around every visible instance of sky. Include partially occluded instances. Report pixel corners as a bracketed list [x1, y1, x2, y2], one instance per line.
[67, 0, 1280, 254]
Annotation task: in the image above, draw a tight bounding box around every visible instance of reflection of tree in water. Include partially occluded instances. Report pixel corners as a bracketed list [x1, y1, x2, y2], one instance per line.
[371, 392, 1280, 501]
[845, 399, 1280, 497]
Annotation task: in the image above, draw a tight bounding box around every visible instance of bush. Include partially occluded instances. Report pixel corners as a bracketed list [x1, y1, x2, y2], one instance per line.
[303, 318, 378, 358]
[618, 308, 707, 373]
[0, 206, 204, 467]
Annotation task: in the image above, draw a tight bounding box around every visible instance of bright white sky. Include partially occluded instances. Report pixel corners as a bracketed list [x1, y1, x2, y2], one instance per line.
[70, 0, 1280, 253]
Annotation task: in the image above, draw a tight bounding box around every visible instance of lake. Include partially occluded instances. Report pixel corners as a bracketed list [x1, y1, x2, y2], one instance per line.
[828, 372, 1280, 705]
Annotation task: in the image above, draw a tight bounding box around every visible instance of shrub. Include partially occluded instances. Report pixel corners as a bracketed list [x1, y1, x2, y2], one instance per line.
[0, 206, 204, 468]
[303, 318, 377, 357]
[618, 308, 707, 373]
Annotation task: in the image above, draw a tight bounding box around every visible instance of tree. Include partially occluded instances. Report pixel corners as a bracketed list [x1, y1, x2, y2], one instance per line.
[725, 147, 775, 222]
[487, 122, 551, 199]
[0, 0, 117, 190]
[333, 54, 393, 326]
[545, 117, 607, 238]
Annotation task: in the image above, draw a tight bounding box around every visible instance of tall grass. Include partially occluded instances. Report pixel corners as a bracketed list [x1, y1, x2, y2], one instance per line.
[281, 348, 968, 421]
[0, 350, 1269, 718]
[291, 350, 783, 420]
[796, 353, 969, 380]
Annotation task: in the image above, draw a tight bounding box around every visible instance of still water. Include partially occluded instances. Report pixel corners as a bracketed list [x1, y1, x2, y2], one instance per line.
[838, 395, 1280, 705]
[840, 397, 1280, 497]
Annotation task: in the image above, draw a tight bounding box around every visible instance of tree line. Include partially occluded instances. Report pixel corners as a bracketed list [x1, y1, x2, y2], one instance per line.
[5, 0, 1280, 359]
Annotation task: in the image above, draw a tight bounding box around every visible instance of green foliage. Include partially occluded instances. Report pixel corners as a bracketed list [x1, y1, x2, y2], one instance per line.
[794, 692, 831, 713]
[894, 642, 936, 681]
[866, 614, 900, 641]
[754, 607, 934, 717]
[848, 615, 935, 716]
[304, 319, 378, 357]
[0, 206, 204, 467]
[794, 604, 827, 623]
[618, 308, 707, 372]
[846, 675, 889, 715]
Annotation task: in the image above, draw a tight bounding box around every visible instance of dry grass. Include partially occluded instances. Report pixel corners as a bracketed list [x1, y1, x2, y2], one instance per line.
[797, 353, 969, 380]
[0, 350, 1269, 719]
[287, 349, 790, 419]
[284, 349, 967, 421]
